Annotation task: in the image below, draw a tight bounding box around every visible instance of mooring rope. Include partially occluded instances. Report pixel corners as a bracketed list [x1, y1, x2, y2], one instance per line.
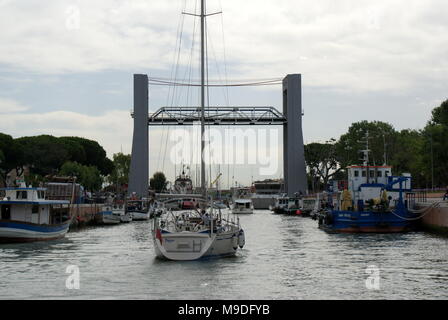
[391, 201, 442, 221]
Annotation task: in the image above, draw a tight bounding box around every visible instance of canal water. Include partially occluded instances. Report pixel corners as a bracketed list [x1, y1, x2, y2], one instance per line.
[1, 210, 447, 300]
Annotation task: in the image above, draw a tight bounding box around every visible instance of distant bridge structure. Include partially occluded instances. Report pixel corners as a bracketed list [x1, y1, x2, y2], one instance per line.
[128, 74, 307, 198]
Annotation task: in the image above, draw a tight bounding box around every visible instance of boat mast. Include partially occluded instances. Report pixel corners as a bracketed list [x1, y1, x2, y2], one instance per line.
[200, 0, 206, 198]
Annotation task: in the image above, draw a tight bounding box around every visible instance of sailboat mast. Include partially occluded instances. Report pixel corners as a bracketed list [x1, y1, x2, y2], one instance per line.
[200, 0, 206, 197]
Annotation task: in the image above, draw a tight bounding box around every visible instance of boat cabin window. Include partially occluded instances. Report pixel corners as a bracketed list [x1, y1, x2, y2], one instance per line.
[369, 170, 375, 178]
[16, 191, 27, 199]
[1, 205, 11, 220]
[246, 203, 250, 209]
[377, 171, 382, 178]
[362, 171, 366, 177]
[354, 170, 359, 177]
[32, 205, 39, 214]
[37, 191, 45, 199]
[385, 170, 390, 177]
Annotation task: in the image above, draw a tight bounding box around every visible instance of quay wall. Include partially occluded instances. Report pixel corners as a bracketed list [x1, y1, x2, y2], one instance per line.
[69, 204, 104, 229]
[416, 200, 448, 234]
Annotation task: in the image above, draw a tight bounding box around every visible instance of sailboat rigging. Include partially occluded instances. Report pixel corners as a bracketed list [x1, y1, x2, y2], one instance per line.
[152, 0, 246, 261]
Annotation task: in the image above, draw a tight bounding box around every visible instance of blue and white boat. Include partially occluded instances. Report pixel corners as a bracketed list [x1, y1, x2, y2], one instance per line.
[96, 205, 123, 225]
[318, 144, 419, 233]
[0, 185, 72, 243]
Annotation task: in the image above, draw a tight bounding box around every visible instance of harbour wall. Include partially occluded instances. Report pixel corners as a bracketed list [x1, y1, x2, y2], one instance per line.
[416, 200, 448, 234]
[69, 204, 104, 229]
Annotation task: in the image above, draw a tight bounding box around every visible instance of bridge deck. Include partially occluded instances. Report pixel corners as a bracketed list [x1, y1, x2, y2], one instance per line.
[132, 106, 287, 126]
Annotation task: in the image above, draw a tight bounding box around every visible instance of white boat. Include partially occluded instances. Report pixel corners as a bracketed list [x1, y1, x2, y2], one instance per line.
[97, 206, 121, 225]
[153, 209, 245, 261]
[231, 199, 254, 214]
[250, 179, 284, 209]
[120, 211, 132, 223]
[0, 185, 72, 243]
[149, 201, 166, 218]
[126, 198, 150, 221]
[116, 205, 132, 223]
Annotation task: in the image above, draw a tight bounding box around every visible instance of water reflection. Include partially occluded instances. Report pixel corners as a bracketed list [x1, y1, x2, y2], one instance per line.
[0, 210, 447, 299]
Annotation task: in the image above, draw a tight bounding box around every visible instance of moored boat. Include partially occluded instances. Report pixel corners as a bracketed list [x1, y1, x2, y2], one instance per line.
[126, 198, 150, 220]
[250, 179, 283, 209]
[117, 205, 132, 223]
[96, 205, 122, 225]
[318, 139, 421, 233]
[270, 195, 302, 215]
[0, 186, 72, 243]
[231, 199, 254, 214]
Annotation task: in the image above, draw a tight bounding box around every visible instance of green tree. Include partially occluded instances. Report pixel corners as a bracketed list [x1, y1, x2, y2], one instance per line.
[305, 139, 342, 191]
[150, 172, 167, 193]
[58, 137, 87, 164]
[0, 133, 25, 184]
[419, 100, 448, 188]
[108, 153, 131, 191]
[336, 121, 396, 167]
[59, 161, 103, 191]
[389, 129, 426, 188]
[431, 99, 448, 126]
[15, 135, 69, 177]
[59, 137, 113, 175]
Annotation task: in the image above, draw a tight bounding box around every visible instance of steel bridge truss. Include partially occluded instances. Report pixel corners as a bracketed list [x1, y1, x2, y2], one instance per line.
[140, 106, 287, 126]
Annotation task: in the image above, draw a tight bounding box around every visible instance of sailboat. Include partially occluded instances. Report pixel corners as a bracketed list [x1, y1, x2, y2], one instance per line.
[152, 0, 245, 260]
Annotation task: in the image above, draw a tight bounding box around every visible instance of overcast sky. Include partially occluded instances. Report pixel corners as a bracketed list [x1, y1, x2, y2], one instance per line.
[0, 0, 447, 186]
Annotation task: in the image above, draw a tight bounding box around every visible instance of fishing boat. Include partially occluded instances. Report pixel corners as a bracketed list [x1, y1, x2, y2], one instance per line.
[317, 133, 422, 233]
[270, 194, 302, 215]
[151, 0, 245, 260]
[173, 166, 194, 194]
[0, 185, 72, 243]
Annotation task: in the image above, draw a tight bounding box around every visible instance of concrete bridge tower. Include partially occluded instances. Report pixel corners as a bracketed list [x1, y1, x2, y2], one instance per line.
[128, 74, 149, 197]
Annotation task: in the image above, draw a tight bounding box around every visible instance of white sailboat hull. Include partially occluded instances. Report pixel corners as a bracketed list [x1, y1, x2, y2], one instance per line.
[153, 230, 240, 261]
[131, 211, 150, 221]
